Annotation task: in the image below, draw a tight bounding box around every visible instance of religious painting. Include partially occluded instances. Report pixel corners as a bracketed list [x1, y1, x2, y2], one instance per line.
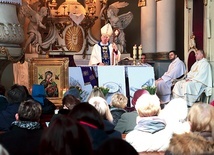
[98, 66, 126, 104]
[28, 58, 69, 106]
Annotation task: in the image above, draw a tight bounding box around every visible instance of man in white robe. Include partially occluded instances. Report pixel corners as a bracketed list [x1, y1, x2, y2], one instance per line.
[89, 23, 121, 66]
[156, 51, 186, 104]
[173, 49, 212, 106]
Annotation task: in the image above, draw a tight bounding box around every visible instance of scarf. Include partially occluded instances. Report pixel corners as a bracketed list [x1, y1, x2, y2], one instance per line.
[11, 121, 41, 130]
[135, 117, 166, 134]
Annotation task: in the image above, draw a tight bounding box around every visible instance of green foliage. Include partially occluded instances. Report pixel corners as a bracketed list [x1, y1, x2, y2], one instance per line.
[98, 86, 110, 96]
[142, 85, 156, 95]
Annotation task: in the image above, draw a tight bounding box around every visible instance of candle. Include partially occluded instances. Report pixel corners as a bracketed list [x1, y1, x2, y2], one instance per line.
[133, 45, 137, 59]
[138, 45, 142, 59]
[138, 45, 142, 55]
[62, 88, 67, 95]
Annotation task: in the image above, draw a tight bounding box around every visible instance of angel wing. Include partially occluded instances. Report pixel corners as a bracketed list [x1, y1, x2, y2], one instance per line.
[20, 1, 39, 19]
[109, 1, 129, 9]
[109, 1, 129, 16]
[118, 11, 133, 29]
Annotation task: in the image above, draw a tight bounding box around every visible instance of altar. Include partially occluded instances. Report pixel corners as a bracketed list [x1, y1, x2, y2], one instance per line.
[68, 65, 155, 106]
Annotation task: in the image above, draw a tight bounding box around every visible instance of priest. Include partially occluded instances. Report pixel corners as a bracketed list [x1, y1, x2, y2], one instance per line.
[155, 51, 186, 104]
[89, 23, 121, 66]
[173, 49, 212, 106]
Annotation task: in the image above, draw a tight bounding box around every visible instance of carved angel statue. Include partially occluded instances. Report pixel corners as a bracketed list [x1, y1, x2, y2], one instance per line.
[107, 1, 133, 53]
[19, 1, 48, 53]
[189, 33, 196, 49]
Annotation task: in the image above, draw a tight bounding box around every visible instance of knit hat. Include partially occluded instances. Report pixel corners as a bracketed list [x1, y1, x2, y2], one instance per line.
[32, 84, 46, 106]
[64, 87, 80, 99]
[101, 23, 113, 36]
[132, 89, 149, 106]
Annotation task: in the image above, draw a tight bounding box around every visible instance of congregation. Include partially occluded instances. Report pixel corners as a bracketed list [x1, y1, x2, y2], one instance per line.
[0, 77, 214, 155]
[0, 22, 213, 155]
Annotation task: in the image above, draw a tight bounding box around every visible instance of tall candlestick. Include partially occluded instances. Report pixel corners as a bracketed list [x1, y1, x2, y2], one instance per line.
[133, 45, 137, 59]
[138, 45, 142, 59]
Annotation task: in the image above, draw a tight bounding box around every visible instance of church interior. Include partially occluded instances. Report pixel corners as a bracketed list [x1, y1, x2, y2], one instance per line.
[0, 0, 214, 106]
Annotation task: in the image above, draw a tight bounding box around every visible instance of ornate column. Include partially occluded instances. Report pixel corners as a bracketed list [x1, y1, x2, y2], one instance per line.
[0, 0, 25, 90]
[0, 1, 24, 62]
[141, 0, 156, 54]
[156, 0, 176, 53]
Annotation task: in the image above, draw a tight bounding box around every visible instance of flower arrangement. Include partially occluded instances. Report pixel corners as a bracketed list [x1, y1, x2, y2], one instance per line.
[94, 86, 110, 97]
[141, 85, 156, 95]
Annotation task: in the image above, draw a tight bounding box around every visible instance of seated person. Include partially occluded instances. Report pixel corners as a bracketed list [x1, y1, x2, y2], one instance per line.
[96, 138, 138, 155]
[69, 103, 110, 150]
[50, 94, 80, 124]
[88, 97, 121, 139]
[114, 89, 149, 134]
[88, 96, 113, 123]
[32, 84, 56, 114]
[0, 84, 29, 131]
[173, 49, 212, 106]
[40, 116, 93, 155]
[0, 84, 8, 111]
[166, 132, 214, 155]
[87, 86, 105, 102]
[110, 93, 128, 126]
[0, 100, 43, 155]
[187, 103, 214, 141]
[166, 103, 214, 155]
[155, 51, 186, 104]
[126, 93, 170, 152]
[140, 53, 152, 67]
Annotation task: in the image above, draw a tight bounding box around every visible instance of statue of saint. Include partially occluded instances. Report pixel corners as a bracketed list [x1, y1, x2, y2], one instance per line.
[106, 1, 133, 53]
[19, 2, 48, 53]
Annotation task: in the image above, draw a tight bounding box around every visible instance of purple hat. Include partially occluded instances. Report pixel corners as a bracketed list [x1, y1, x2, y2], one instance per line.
[132, 89, 149, 106]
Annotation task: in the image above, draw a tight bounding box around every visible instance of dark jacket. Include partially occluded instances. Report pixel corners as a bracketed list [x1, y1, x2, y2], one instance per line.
[41, 98, 56, 114]
[103, 120, 121, 138]
[0, 96, 8, 111]
[0, 102, 20, 131]
[110, 107, 126, 126]
[82, 124, 109, 150]
[0, 124, 43, 155]
[80, 120, 121, 151]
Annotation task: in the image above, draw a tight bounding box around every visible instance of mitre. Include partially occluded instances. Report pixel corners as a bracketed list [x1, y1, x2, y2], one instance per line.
[101, 23, 113, 36]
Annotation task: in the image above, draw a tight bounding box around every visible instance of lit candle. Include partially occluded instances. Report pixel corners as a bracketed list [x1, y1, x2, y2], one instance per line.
[62, 88, 67, 95]
[133, 45, 137, 59]
[138, 45, 142, 59]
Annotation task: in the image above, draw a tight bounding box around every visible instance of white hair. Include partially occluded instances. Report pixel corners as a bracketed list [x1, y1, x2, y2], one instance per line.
[135, 94, 160, 117]
[159, 98, 190, 134]
[88, 96, 113, 122]
[159, 98, 188, 122]
[88, 96, 108, 116]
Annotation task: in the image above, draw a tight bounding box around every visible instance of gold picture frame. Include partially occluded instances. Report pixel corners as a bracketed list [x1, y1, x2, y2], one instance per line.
[28, 57, 69, 107]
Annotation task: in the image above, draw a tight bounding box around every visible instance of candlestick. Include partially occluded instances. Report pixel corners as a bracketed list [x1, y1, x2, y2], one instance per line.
[133, 45, 137, 59]
[138, 45, 142, 59]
